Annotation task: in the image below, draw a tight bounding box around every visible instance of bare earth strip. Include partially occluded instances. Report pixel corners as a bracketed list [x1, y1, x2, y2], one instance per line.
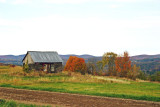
[0, 87, 159, 107]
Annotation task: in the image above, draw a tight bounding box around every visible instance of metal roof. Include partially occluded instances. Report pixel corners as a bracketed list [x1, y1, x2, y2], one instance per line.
[27, 51, 63, 63]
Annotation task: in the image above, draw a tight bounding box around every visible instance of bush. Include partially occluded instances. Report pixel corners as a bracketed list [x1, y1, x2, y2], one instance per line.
[23, 60, 29, 73]
[149, 71, 160, 81]
[137, 71, 147, 80]
[64, 56, 87, 74]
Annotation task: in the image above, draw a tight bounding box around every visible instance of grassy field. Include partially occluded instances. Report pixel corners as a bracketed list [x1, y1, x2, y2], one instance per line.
[0, 99, 50, 107]
[0, 66, 160, 102]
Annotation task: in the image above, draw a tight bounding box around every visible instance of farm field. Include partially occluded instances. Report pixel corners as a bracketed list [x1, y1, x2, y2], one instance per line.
[0, 87, 160, 107]
[0, 66, 160, 102]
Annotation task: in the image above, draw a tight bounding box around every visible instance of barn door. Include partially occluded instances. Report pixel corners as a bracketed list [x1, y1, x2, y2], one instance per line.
[43, 64, 48, 72]
[51, 64, 55, 72]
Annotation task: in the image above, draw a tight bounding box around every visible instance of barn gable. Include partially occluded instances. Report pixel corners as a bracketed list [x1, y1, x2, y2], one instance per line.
[22, 53, 34, 64]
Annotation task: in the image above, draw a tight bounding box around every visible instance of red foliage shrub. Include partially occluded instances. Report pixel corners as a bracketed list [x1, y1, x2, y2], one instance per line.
[64, 56, 87, 73]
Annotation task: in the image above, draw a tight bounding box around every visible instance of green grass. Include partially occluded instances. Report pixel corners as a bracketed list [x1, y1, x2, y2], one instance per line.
[0, 81, 160, 102]
[0, 66, 160, 102]
[0, 99, 50, 107]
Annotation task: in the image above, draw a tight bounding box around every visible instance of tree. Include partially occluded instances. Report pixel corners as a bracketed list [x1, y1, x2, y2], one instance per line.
[102, 52, 117, 76]
[96, 61, 103, 71]
[115, 52, 131, 77]
[137, 71, 147, 80]
[64, 56, 87, 74]
[122, 52, 131, 77]
[115, 56, 123, 76]
[127, 64, 140, 80]
[150, 71, 160, 81]
[86, 62, 96, 74]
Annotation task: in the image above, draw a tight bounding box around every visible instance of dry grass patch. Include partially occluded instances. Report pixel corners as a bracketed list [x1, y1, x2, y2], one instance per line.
[7, 66, 24, 77]
[36, 78, 52, 83]
[93, 76, 131, 84]
[62, 71, 130, 84]
[0, 77, 33, 86]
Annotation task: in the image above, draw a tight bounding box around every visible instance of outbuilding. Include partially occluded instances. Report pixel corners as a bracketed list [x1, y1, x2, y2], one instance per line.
[22, 51, 63, 73]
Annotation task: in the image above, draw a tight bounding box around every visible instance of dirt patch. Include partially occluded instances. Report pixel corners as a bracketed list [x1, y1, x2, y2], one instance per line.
[0, 87, 159, 107]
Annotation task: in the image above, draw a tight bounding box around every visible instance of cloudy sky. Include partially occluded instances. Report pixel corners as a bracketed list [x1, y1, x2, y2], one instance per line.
[0, 0, 160, 56]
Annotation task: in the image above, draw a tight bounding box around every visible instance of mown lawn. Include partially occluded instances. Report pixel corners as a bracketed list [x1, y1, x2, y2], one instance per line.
[0, 66, 160, 102]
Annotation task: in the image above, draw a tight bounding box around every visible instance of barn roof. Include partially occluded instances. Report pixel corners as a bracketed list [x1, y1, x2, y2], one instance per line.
[23, 51, 63, 63]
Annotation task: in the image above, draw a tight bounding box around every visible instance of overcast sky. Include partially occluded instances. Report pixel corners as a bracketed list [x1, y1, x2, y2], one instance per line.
[0, 0, 160, 56]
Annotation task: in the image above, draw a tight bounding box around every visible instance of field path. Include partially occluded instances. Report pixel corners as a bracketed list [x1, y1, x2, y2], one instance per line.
[0, 87, 159, 107]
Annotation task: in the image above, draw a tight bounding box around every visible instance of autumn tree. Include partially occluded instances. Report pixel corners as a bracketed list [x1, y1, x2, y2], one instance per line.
[115, 52, 132, 77]
[128, 64, 140, 80]
[115, 55, 123, 76]
[64, 56, 87, 74]
[86, 62, 96, 74]
[122, 52, 131, 77]
[96, 61, 103, 71]
[102, 52, 117, 76]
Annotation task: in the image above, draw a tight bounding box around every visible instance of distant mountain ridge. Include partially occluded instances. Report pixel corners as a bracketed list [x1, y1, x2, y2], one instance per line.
[131, 54, 160, 60]
[60, 54, 96, 59]
[0, 55, 25, 60]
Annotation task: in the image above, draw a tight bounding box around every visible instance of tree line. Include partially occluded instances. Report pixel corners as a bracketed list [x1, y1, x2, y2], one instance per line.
[64, 51, 160, 81]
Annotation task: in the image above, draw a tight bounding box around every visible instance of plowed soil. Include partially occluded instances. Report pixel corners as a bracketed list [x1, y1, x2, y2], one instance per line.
[0, 87, 159, 107]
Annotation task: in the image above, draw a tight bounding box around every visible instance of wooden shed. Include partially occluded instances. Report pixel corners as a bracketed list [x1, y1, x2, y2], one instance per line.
[22, 51, 63, 73]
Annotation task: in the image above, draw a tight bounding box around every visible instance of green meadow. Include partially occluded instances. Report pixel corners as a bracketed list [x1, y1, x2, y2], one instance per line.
[0, 66, 160, 102]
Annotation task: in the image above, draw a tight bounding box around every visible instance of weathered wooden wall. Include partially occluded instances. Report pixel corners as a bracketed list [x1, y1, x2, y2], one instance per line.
[23, 53, 34, 64]
[28, 62, 62, 73]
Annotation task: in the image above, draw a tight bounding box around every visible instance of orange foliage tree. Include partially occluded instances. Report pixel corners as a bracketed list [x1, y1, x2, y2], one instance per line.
[115, 56, 123, 73]
[115, 52, 131, 77]
[64, 56, 87, 74]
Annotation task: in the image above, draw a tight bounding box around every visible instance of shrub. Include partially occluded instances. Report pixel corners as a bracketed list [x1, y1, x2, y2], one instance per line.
[64, 56, 87, 74]
[137, 71, 147, 80]
[23, 60, 29, 73]
[149, 71, 160, 81]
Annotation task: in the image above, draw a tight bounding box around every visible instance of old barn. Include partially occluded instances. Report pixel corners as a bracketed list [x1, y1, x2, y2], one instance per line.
[22, 51, 63, 73]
